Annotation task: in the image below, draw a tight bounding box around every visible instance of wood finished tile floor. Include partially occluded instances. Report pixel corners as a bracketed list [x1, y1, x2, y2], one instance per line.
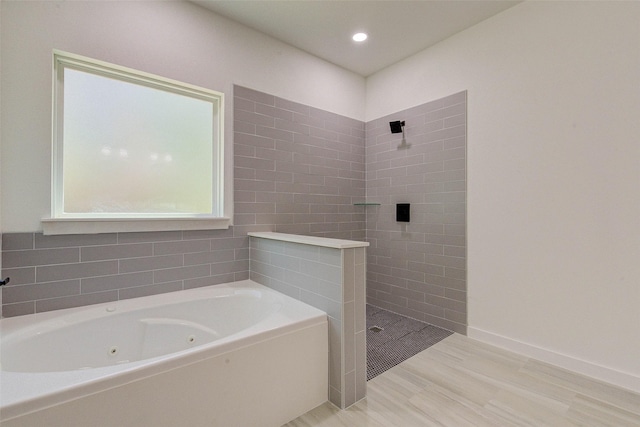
[284, 334, 640, 426]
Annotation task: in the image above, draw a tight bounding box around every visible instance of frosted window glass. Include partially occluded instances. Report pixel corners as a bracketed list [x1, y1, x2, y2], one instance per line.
[62, 68, 214, 215]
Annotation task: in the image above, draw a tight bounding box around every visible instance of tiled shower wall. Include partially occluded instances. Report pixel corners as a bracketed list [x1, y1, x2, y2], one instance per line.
[233, 85, 366, 239]
[365, 92, 467, 334]
[0, 86, 366, 317]
[1, 88, 466, 332]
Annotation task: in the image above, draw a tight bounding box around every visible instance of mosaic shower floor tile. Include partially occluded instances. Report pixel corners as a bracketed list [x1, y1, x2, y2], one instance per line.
[366, 305, 453, 380]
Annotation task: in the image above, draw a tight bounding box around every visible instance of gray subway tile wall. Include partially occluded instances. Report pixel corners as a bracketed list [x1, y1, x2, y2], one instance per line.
[0, 86, 368, 317]
[343, 246, 367, 407]
[249, 237, 344, 403]
[365, 91, 467, 334]
[233, 85, 366, 240]
[1, 231, 249, 317]
[1, 87, 466, 341]
[249, 235, 366, 408]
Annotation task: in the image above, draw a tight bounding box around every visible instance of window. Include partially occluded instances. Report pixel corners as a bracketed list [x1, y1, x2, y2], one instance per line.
[44, 51, 227, 234]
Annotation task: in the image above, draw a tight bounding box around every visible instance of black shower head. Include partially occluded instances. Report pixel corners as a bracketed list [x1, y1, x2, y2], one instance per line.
[389, 120, 405, 134]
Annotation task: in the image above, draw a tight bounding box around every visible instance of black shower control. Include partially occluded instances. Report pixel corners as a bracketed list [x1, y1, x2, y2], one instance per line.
[396, 203, 410, 222]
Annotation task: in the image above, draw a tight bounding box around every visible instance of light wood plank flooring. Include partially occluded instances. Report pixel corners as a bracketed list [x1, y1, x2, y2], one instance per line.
[284, 334, 640, 426]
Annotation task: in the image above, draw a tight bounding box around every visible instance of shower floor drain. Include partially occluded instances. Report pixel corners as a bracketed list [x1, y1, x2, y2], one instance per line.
[368, 326, 384, 332]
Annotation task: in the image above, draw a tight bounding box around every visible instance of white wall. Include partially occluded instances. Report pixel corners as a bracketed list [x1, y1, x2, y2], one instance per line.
[367, 1, 640, 391]
[0, 0, 365, 232]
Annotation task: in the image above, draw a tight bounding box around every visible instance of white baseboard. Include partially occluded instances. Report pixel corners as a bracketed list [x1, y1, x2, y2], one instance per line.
[467, 327, 640, 394]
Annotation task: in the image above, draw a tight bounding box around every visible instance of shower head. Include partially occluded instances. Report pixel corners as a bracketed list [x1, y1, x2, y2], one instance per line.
[390, 120, 410, 149]
[389, 121, 405, 134]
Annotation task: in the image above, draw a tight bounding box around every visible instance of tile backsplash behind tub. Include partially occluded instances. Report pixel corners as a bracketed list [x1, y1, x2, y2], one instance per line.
[1, 230, 248, 317]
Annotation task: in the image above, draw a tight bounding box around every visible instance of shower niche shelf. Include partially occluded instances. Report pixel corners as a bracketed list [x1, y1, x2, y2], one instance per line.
[353, 202, 381, 206]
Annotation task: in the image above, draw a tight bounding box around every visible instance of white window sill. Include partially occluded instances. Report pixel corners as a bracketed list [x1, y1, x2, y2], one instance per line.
[42, 217, 231, 235]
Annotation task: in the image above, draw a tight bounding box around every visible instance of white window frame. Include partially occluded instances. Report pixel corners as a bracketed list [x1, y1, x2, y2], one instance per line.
[43, 50, 229, 235]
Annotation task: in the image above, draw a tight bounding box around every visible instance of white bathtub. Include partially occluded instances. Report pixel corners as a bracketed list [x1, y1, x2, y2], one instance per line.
[0, 280, 328, 426]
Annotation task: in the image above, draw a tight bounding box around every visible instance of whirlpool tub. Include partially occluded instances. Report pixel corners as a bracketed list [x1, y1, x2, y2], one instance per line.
[0, 280, 328, 426]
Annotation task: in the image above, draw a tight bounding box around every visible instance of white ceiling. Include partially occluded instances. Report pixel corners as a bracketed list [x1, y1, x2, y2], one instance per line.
[193, 0, 521, 76]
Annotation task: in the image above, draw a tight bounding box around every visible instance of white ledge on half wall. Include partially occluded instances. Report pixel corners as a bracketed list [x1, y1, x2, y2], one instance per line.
[247, 232, 369, 249]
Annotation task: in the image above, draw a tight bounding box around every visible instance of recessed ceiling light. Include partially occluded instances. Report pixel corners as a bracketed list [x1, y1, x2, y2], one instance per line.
[352, 32, 368, 42]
